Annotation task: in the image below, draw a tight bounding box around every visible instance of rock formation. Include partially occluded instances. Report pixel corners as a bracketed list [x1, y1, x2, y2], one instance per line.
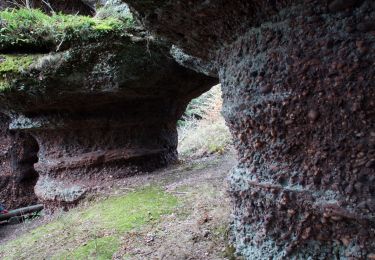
[0, 113, 39, 209]
[125, 0, 375, 258]
[0, 11, 216, 207]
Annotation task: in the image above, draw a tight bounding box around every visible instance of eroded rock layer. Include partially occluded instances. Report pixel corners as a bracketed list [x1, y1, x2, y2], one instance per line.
[125, 0, 375, 258]
[0, 27, 216, 206]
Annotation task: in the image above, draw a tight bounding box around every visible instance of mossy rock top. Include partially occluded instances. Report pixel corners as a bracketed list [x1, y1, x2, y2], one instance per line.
[0, 33, 171, 110]
[0, 8, 216, 114]
[0, 8, 134, 52]
[0, 8, 136, 96]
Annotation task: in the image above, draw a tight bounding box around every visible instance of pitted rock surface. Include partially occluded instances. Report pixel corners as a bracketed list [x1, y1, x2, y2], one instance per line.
[125, 0, 375, 258]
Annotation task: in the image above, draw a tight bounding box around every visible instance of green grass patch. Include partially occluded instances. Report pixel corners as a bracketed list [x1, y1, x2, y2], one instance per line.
[0, 8, 134, 52]
[58, 236, 120, 260]
[0, 186, 178, 260]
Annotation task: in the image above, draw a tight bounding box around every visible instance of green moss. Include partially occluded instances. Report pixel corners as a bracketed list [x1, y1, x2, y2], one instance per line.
[0, 80, 11, 91]
[0, 8, 134, 52]
[0, 54, 41, 92]
[0, 55, 36, 74]
[58, 236, 120, 260]
[0, 186, 178, 259]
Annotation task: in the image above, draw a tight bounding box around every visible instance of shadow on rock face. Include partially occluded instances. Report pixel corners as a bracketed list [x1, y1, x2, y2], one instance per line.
[10, 132, 39, 184]
[0, 114, 39, 210]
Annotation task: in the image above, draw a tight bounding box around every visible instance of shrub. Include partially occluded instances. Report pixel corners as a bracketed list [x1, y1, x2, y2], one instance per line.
[178, 85, 232, 158]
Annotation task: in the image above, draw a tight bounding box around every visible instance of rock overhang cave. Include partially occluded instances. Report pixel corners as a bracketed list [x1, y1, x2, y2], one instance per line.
[0, 5, 218, 207]
[1, 0, 374, 259]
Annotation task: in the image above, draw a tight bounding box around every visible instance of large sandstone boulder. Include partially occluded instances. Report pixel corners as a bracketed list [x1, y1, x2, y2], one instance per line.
[125, 0, 375, 258]
[0, 10, 216, 207]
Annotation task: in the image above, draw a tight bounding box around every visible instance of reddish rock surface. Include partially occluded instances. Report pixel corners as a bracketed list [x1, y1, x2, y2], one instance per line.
[0, 30, 216, 207]
[0, 114, 38, 210]
[126, 0, 375, 258]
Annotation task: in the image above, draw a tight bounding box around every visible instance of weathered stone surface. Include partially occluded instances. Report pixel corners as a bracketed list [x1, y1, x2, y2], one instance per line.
[0, 26, 216, 206]
[125, 0, 375, 258]
[0, 113, 39, 209]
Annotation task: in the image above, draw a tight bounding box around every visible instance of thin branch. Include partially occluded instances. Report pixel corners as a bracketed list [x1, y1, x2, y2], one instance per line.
[41, 0, 55, 15]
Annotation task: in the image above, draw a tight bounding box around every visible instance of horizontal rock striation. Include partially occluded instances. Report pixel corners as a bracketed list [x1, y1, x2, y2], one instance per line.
[0, 19, 216, 206]
[126, 0, 375, 258]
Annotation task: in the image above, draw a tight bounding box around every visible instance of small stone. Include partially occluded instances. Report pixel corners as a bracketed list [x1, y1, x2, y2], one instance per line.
[308, 109, 319, 121]
[368, 253, 375, 260]
[287, 209, 296, 216]
[301, 227, 311, 240]
[340, 236, 350, 246]
[260, 84, 272, 94]
[254, 140, 263, 149]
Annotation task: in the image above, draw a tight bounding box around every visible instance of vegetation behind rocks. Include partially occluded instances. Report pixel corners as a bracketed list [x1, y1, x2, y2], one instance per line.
[178, 84, 232, 158]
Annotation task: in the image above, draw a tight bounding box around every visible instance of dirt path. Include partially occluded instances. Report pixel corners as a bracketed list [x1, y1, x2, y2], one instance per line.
[0, 152, 237, 259]
[115, 152, 237, 260]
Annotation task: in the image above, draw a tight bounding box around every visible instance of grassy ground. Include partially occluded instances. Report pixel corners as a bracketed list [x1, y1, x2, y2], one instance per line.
[0, 187, 178, 259]
[0, 153, 236, 260]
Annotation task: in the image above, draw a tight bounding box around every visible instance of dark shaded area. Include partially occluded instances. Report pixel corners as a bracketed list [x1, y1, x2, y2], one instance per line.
[10, 131, 39, 184]
[0, 114, 39, 210]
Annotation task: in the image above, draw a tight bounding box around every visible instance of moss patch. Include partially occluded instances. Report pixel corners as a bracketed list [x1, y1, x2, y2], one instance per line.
[0, 186, 178, 260]
[0, 8, 134, 52]
[0, 81, 11, 92]
[58, 236, 121, 260]
[0, 54, 40, 92]
[0, 55, 37, 74]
